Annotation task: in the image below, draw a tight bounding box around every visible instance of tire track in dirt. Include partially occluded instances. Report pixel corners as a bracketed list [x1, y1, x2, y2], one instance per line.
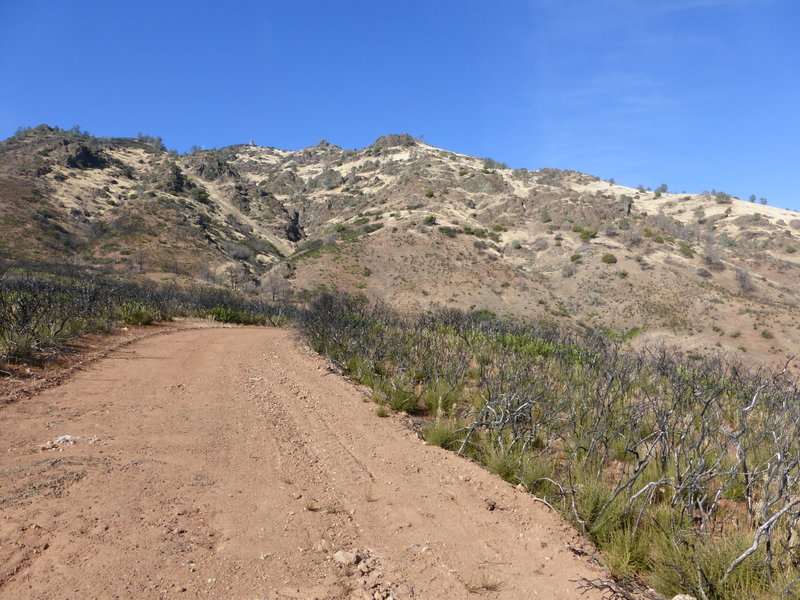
[0, 328, 606, 599]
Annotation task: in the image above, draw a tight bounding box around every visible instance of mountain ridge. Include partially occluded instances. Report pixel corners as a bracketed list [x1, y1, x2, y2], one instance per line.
[2, 123, 800, 369]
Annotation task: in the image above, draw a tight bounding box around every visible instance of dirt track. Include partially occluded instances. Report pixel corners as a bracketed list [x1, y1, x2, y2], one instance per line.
[0, 328, 606, 599]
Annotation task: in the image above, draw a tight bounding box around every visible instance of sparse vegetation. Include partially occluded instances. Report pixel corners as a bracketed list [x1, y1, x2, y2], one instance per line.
[465, 571, 503, 593]
[300, 292, 800, 600]
[601, 253, 617, 264]
[572, 226, 598, 242]
[715, 191, 733, 204]
[482, 157, 508, 171]
[7, 125, 800, 599]
[735, 268, 755, 294]
[0, 266, 290, 364]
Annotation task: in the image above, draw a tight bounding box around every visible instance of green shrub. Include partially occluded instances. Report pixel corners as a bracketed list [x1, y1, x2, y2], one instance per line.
[189, 187, 210, 204]
[376, 378, 421, 414]
[570, 254, 582, 262]
[462, 226, 488, 238]
[482, 445, 522, 483]
[601, 253, 618, 264]
[119, 302, 157, 325]
[422, 421, 463, 450]
[651, 533, 771, 600]
[362, 222, 383, 234]
[483, 157, 507, 170]
[0, 331, 36, 360]
[472, 309, 496, 321]
[423, 188, 434, 198]
[571, 225, 598, 241]
[601, 527, 652, 581]
[519, 457, 555, 497]
[421, 381, 459, 416]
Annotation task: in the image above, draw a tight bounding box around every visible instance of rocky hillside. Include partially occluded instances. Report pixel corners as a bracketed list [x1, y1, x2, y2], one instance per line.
[2, 125, 800, 367]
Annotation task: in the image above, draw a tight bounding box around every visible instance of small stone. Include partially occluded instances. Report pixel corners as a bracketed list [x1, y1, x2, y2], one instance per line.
[333, 550, 360, 565]
[365, 572, 381, 588]
[672, 596, 697, 600]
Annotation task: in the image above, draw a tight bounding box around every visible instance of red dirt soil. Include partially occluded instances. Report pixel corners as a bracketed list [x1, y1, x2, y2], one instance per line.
[0, 328, 607, 599]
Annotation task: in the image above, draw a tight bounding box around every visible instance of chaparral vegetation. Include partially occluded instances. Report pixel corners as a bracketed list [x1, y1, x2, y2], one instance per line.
[300, 292, 800, 600]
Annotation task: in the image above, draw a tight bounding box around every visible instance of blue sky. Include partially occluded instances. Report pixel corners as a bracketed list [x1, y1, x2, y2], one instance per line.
[1, 0, 798, 210]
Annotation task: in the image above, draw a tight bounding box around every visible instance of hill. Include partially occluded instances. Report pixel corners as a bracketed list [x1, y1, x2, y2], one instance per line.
[2, 124, 800, 368]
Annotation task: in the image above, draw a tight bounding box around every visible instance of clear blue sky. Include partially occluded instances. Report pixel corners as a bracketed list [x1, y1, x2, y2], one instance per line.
[1, 1, 798, 210]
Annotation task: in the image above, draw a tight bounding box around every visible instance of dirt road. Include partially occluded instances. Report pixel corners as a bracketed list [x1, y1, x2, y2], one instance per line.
[0, 328, 606, 599]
